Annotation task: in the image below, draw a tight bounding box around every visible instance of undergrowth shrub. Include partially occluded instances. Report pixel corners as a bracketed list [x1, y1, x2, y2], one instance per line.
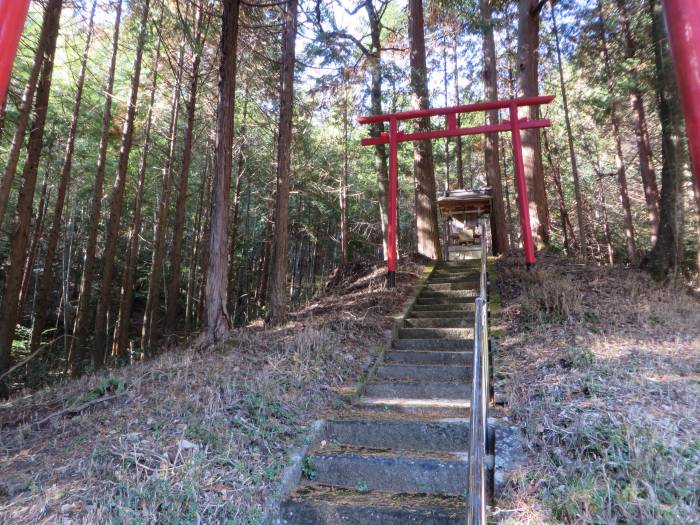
[517, 269, 583, 324]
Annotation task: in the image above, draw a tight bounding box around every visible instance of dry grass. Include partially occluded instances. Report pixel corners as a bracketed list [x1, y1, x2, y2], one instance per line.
[493, 254, 700, 525]
[0, 262, 423, 524]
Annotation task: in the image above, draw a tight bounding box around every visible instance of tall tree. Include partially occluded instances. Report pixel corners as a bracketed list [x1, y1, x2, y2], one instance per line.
[30, 0, 98, 353]
[268, 0, 300, 325]
[0, 0, 62, 228]
[112, 22, 162, 358]
[517, 0, 550, 247]
[452, 35, 464, 189]
[481, 0, 508, 255]
[550, 1, 586, 256]
[646, 0, 683, 277]
[166, 5, 207, 333]
[408, 0, 441, 260]
[0, 0, 63, 393]
[340, 67, 350, 263]
[70, 0, 123, 372]
[597, 0, 638, 264]
[93, 0, 150, 365]
[616, 0, 660, 240]
[365, 0, 390, 261]
[204, 0, 241, 342]
[141, 42, 185, 351]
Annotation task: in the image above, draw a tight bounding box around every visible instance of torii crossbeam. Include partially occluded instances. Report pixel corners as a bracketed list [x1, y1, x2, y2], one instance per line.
[358, 95, 554, 287]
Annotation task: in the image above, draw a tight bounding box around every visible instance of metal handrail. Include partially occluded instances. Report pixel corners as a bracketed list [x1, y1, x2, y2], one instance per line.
[467, 217, 489, 525]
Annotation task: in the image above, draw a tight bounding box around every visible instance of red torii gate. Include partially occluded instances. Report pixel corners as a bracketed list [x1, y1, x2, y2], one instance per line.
[358, 96, 554, 286]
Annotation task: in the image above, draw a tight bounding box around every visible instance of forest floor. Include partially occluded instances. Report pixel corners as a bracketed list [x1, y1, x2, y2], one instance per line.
[0, 259, 424, 524]
[493, 254, 700, 524]
[1, 254, 698, 524]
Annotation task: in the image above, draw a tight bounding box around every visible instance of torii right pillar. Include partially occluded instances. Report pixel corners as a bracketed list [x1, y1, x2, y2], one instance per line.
[662, 0, 700, 192]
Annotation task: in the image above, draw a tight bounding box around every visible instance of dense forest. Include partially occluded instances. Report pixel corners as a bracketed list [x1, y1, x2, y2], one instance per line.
[0, 0, 697, 395]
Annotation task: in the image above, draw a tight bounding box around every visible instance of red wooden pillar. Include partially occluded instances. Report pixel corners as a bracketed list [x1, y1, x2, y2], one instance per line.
[509, 104, 536, 267]
[387, 117, 399, 287]
[662, 0, 700, 192]
[0, 0, 31, 107]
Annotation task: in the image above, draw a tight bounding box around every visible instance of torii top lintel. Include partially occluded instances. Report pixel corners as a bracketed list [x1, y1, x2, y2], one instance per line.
[358, 95, 554, 286]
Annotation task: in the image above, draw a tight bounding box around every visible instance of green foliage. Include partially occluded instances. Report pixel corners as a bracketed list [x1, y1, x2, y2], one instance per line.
[301, 456, 317, 480]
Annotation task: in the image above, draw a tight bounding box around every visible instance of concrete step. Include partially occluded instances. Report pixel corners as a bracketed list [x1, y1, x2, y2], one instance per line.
[425, 281, 480, 291]
[392, 338, 473, 350]
[363, 380, 469, 400]
[430, 261, 481, 279]
[398, 327, 474, 340]
[375, 364, 469, 381]
[356, 397, 470, 418]
[420, 289, 478, 299]
[407, 309, 474, 319]
[428, 272, 480, 284]
[302, 447, 468, 495]
[411, 302, 476, 312]
[416, 296, 476, 306]
[280, 486, 466, 525]
[436, 258, 481, 268]
[321, 419, 469, 452]
[404, 317, 473, 328]
[383, 350, 472, 366]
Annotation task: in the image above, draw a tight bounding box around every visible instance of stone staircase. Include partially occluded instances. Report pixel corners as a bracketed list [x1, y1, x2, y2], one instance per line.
[278, 257, 491, 524]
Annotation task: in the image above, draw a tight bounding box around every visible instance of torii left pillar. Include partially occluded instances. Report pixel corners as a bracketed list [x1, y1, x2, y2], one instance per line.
[0, 0, 31, 107]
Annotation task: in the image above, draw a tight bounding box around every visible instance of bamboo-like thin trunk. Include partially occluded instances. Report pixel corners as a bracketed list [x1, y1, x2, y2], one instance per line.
[227, 84, 249, 307]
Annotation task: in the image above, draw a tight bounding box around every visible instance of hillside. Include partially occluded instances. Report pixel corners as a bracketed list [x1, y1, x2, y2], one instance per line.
[1, 255, 697, 524]
[0, 261, 424, 524]
[493, 255, 700, 524]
